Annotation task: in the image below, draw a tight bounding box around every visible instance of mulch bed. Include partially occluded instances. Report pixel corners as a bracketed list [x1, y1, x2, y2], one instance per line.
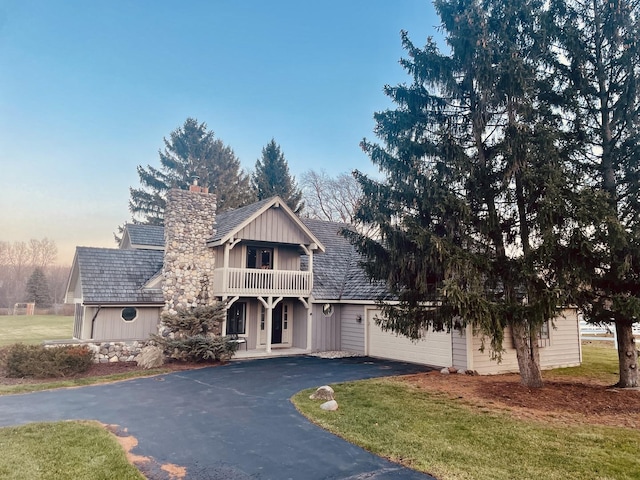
[402, 371, 640, 429]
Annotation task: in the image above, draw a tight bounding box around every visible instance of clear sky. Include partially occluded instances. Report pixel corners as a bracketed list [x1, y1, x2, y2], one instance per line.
[0, 0, 440, 265]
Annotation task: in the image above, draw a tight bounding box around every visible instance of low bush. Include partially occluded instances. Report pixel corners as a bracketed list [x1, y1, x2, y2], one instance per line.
[161, 335, 239, 362]
[4, 344, 94, 378]
[136, 345, 165, 369]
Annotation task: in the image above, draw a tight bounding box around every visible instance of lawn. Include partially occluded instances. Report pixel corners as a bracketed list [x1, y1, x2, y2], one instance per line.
[0, 315, 73, 346]
[292, 346, 640, 480]
[0, 421, 144, 480]
[549, 342, 620, 383]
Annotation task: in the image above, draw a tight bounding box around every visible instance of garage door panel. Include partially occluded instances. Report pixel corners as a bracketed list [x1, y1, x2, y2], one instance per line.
[367, 309, 452, 367]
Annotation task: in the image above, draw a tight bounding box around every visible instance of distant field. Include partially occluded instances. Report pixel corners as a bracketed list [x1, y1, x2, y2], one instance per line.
[0, 315, 73, 346]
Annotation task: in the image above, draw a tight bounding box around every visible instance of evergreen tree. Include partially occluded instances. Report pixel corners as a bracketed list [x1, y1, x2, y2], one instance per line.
[346, 0, 572, 387]
[252, 139, 303, 213]
[25, 267, 51, 308]
[551, 0, 640, 387]
[129, 118, 254, 224]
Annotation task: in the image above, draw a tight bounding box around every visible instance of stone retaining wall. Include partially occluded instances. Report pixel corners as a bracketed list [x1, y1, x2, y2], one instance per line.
[45, 341, 146, 363]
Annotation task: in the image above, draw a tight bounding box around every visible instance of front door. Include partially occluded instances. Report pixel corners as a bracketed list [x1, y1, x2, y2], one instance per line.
[272, 303, 283, 344]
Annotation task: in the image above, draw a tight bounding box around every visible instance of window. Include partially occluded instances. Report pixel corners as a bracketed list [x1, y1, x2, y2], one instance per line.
[227, 303, 246, 335]
[283, 304, 288, 329]
[260, 306, 265, 331]
[538, 320, 551, 347]
[247, 246, 273, 269]
[121, 307, 137, 322]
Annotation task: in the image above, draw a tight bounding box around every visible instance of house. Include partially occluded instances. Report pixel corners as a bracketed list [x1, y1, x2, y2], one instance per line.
[65, 184, 582, 373]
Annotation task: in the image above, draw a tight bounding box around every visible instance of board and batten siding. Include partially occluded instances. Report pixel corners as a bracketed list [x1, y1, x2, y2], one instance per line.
[277, 247, 301, 270]
[292, 301, 309, 349]
[340, 304, 365, 354]
[85, 306, 161, 341]
[236, 207, 310, 244]
[311, 303, 340, 351]
[469, 308, 581, 374]
[217, 244, 301, 271]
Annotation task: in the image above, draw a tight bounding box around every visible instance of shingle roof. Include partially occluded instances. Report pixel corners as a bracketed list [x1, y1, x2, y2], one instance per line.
[76, 247, 164, 304]
[209, 197, 275, 243]
[124, 224, 165, 248]
[303, 218, 391, 301]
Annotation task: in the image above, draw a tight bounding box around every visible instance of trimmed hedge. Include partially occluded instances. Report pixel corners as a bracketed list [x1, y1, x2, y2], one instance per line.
[4, 344, 94, 378]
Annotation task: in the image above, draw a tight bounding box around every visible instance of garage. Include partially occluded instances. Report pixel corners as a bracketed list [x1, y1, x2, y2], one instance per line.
[366, 308, 453, 367]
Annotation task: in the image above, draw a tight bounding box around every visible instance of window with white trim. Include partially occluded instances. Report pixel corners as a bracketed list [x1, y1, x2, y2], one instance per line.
[121, 307, 137, 322]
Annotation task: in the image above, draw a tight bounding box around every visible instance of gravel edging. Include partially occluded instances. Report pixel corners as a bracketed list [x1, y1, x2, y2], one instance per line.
[308, 351, 364, 359]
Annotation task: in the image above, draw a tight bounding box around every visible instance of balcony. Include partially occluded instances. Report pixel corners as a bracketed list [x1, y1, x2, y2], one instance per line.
[213, 267, 312, 297]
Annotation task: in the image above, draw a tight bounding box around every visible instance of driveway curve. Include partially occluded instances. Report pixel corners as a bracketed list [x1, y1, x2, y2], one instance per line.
[0, 356, 436, 480]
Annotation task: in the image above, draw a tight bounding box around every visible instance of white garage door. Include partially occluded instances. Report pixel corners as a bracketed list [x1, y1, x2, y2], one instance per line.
[367, 309, 452, 367]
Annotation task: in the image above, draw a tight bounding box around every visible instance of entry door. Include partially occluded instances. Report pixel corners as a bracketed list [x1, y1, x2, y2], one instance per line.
[272, 304, 283, 344]
[258, 303, 291, 346]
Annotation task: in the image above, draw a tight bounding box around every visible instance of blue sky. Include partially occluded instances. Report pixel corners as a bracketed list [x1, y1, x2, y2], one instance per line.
[0, 0, 440, 265]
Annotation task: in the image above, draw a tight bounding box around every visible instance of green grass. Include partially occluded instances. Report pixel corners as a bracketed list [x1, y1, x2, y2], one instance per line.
[547, 343, 620, 383]
[0, 368, 173, 396]
[0, 421, 144, 480]
[292, 345, 640, 480]
[293, 380, 639, 480]
[0, 315, 73, 346]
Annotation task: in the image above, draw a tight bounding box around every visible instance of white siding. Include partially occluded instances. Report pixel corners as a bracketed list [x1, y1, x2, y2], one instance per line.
[340, 304, 365, 354]
[451, 328, 468, 371]
[367, 308, 453, 367]
[470, 309, 582, 374]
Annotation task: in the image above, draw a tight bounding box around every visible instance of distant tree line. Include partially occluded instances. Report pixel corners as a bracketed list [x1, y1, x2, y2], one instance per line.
[0, 239, 69, 311]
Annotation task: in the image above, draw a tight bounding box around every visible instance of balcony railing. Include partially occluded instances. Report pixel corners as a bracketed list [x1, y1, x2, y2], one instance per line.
[213, 268, 312, 296]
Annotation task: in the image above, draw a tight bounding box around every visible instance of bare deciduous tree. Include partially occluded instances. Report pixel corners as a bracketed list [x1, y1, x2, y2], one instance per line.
[301, 170, 378, 237]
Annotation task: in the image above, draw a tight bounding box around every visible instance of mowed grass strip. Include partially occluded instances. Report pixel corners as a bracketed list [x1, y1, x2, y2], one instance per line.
[0, 368, 172, 396]
[293, 377, 640, 480]
[0, 421, 144, 480]
[0, 315, 73, 345]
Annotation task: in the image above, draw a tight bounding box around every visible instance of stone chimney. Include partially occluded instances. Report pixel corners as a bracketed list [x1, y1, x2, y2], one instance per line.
[162, 183, 217, 314]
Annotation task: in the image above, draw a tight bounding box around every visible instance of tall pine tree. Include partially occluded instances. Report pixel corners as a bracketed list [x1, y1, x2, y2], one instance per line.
[252, 139, 303, 213]
[25, 267, 51, 308]
[129, 118, 254, 224]
[346, 0, 573, 387]
[551, 0, 640, 387]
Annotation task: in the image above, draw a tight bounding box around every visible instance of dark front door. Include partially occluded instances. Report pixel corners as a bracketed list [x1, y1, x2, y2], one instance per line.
[272, 304, 283, 344]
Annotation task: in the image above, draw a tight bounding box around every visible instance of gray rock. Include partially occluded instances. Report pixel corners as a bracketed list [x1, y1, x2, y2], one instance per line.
[309, 385, 334, 401]
[320, 400, 338, 411]
[440, 367, 450, 375]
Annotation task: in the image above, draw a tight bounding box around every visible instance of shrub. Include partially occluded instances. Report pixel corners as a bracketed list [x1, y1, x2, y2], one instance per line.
[154, 303, 239, 363]
[161, 335, 239, 362]
[136, 345, 165, 369]
[4, 344, 94, 378]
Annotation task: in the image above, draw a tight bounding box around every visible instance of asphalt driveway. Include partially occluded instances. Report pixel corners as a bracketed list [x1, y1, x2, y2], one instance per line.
[0, 355, 436, 480]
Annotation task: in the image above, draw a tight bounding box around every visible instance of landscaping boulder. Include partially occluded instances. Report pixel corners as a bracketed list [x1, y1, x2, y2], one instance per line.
[320, 400, 339, 411]
[309, 385, 334, 401]
[440, 367, 450, 375]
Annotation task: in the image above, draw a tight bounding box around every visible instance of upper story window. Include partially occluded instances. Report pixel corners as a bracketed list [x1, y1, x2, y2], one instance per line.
[247, 246, 273, 269]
